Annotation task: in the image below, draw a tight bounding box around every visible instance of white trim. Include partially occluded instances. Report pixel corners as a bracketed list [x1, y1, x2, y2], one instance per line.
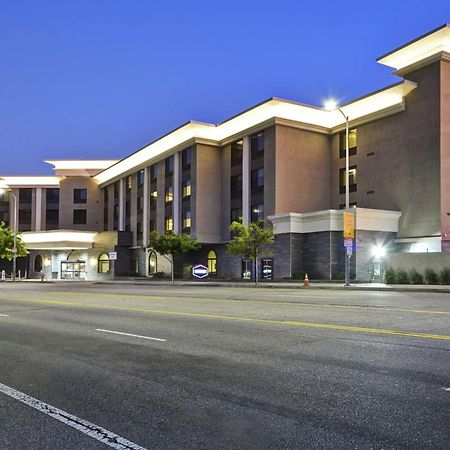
[35, 188, 42, 232]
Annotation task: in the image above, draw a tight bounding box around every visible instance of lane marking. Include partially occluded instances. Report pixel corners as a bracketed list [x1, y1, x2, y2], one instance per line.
[0, 313, 9, 317]
[30, 291, 450, 316]
[0, 296, 449, 341]
[0, 382, 147, 450]
[96, 329, 166, 342]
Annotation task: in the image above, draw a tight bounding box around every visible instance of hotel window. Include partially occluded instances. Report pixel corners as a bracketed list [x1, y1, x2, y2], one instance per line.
[137, 170, 144, 186]
[165, 186, 173, 205]
[150, 190, 157, 207]
[165, 216, 173, 233]
[46, 188, 59, 204]
[230, 174, 242, 199]
[46, 209, 59, 230]
[339, 129, 357, 158]
[150, 164, 158, 182]
[73, 188, 87, 204]
[230, 207, 242, 223]
[251, 168, 264, 190]
[19, 188, 32, 204]
[126, 176, 132, 191]
[251, 204, 264, 222]
[73, 209, 87, 225]
[165, 156, 174, 176]
[182, 148, 192, 169]
[182, 180, 192, 198]
[182, 211, 191, 230]
[231, 140, 243, 167]
[251, 131, 264, 157]
[149, 219, 156, 232]
[339, 166, 357, 194]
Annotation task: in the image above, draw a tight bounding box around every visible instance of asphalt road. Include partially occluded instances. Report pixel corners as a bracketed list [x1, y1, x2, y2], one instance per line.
[0, 282, 449, 449]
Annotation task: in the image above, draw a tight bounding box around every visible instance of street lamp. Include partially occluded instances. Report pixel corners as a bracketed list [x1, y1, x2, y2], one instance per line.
[0, 188, 18, 281]
[324, 100, 351, 287]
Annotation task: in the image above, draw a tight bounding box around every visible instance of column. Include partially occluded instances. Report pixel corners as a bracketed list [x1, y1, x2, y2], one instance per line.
[173, 152, 181, 234]
[119, 178, 125, 231]
[242, 135, 251, 224]
[142, 167, 150, 247]
[35, 188, 42, 231]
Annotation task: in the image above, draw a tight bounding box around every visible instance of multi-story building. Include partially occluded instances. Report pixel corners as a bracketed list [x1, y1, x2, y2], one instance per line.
[1, 24, 449, 281]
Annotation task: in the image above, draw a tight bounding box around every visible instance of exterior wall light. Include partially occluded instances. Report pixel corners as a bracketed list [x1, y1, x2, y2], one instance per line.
[372, 245, 386, 259]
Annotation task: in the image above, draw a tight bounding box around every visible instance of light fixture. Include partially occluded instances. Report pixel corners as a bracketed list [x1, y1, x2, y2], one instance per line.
[323, 99, 338, 111]
[372, 245, 386, 259]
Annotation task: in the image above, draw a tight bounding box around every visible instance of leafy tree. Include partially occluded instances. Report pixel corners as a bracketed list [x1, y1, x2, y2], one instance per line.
[0, 221, 28, 261]
[227, 219, 274, 285]
[147, 231, 200, 284]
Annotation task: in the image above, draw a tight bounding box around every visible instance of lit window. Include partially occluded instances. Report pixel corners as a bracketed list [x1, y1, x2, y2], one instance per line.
[182, 180, 192, 198]
[149, 251, 157, 275]
[251, 204, 264, 222]
[126, 176, 132, 191]
[182, 211, 191, 229]
[98, 253, 110, 274]
[339, 129, 357, 158]
[165, 216, 173, 233]
[150, 190, 157, 207]
[165, 186, 173, 205]
[207, 250, 217, 274]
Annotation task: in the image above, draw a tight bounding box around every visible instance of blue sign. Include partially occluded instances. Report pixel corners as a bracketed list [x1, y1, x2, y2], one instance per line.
[192, 264, 208, 279]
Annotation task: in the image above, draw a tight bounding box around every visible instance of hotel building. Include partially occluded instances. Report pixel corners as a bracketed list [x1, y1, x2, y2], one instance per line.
[1, 24, 449, 281]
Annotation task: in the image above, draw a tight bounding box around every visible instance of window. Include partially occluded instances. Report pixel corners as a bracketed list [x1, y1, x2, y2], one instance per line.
[73, 189, 87, 204]
[34, 255, 43, 272]
[103, 188, 109, 203]
[165, 216, 173, 233]
[149, 251, 157, 275]
[230, 207, 242, 223]
[165, 186, 173, 205]
[231, 140, 243, 166]
[98, 253, 110, 274]
[339, 202, 357, 209]
[182, 211, 191, 230]
[149, 219, 156, 232]
[126, 176, 132, 191]
[19, 209, 32, 226]
[251, 168, 264, 190]
[182, 180, 192, 198]
[207, 250, 217, 275]
[231, 174, 242, 199]
[165, 156, 174, 176]
[251, 204, 264, 222]
[46, 188, 59, 204]
[73, 209, 87, 225]
[19, 189, 32, 204]
[251, 131, 264, 156]
[182, 148, 192, 169]
[137, 170, 144, 186]
[150, 190, 157, 208]
[46, 209, 59, 229]
[339, 129, 357, 158]
[150, 164, 158, 181]
[339, 166, 357, 194]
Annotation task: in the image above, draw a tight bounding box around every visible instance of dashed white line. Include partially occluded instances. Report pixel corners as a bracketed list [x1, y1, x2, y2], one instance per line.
[0, 382, 148, 450]
[0, 314, 9, 317]
[95, 329, 166, 342]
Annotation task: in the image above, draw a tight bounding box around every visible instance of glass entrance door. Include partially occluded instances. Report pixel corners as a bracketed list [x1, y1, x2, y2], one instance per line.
[61, 261, 86, 280]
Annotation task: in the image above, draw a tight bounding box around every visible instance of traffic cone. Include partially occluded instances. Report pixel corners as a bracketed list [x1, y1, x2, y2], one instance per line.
[303, 273, 310, 287]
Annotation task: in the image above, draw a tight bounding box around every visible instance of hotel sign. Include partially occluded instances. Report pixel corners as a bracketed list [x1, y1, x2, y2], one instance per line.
[192, 264, 208, 279]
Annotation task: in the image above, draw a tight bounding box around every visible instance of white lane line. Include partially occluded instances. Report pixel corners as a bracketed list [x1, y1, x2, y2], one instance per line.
[96, 329, 166, 342]
[0, 382, 147, 450]
[0, 314, 9, 317]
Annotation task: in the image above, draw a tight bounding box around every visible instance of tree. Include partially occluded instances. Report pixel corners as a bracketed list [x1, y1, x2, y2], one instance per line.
[227, 219, 274, 285]
[147, 231, 200, 284]
[0, 221, 28, 263]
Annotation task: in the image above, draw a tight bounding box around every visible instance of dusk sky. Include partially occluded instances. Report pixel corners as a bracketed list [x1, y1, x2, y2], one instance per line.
[1, 1, 448, 175]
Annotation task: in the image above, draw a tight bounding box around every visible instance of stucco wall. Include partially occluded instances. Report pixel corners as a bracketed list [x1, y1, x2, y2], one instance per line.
[386, 252, 450, 273]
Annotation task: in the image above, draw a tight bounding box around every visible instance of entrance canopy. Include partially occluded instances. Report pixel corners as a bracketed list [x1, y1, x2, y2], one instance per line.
[21, 230, 97, 250]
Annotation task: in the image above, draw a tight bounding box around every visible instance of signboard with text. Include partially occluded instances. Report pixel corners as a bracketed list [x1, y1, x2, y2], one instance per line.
[109, 252, 117, 260]
[192, 264, 208, 279]
[343, 211, 355, 239]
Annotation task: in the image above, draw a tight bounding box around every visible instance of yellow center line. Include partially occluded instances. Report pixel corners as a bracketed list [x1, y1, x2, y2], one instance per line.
[42, 290, 450, 316]
[0, 296, 449, 341]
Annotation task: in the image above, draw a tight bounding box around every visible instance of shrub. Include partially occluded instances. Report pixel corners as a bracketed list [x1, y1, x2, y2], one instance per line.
[153, 271, 166, 279]
[439, 267, 450, 285]
[409, 269, 423, 285]
[396, 270, 409, 284]
[384, 267, 396, 284]
[424, 268, 439, 285]
[336, 272, 345, 281]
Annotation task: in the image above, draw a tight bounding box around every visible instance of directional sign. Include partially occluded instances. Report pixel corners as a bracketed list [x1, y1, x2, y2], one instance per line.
[109, 252, 117, 260]
[344, 238, 353, 248]
[346, 246, 353, 257]
[192, 264, 208, 279]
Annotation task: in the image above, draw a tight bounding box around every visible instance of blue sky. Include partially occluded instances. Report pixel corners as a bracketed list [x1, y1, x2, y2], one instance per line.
[0, 0, 448, 174]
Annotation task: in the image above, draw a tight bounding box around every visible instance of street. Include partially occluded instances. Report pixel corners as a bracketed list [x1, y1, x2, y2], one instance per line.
[0, 282, 449, 449]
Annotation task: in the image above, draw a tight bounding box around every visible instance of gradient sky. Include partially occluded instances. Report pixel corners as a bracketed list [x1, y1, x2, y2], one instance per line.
[1, 0, 448, 175]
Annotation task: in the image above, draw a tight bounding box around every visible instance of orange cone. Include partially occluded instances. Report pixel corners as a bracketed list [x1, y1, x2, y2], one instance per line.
[303, 273, 310, 287]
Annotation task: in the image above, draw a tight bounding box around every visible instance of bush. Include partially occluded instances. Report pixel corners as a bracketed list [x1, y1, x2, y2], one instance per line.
[396, 270, 410, 284]
[409, 269, 423, 285]
[384, 267, 396, 284]
[153, 271, 166, 279]
[336, 272, 345, 281]
[424, 268, 439, 285]
[439, 267, 450, 285]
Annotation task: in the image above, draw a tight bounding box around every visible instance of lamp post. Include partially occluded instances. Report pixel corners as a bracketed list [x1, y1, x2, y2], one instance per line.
[324, 100, 351, 287]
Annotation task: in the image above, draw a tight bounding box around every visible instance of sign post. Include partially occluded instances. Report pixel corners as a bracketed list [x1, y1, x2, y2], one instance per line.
[109, 252, 117, 281]
[343, 211, 355, 286]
